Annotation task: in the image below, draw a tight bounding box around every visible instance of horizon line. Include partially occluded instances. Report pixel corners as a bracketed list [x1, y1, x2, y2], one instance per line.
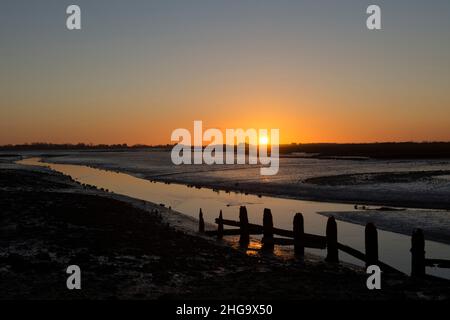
[2, 141, 450, 149]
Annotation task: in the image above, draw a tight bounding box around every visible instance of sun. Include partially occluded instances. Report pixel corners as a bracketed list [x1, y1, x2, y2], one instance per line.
[259, 135, 269, 145]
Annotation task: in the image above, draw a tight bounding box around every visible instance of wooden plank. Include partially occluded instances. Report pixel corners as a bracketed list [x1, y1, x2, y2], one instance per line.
[217, 210, 224, 239]
[273, 238, 294, 245]
[293, 213, 305, 256]
[337, 243, 403, 275]
[304, 235, 327, 249]
[273, 227, 294, 238]
[304, 233, 326, 245]
[206, 229, 324, 249]
[411, 229, 426, 278]
[217, 218, 292, 236]
[365, 223, 378, 267]
[378, 261, 404, 274]
[273, 237, 326, 249]
[239, 206, 250, 245]
[426, 259, 450, 268]
[215, 219, 326, 240]
[205, 229, 262, 236]
[216, 218, 264, 231]
[198, 209, 205, 233]
[216, 218, 241, 228]
[262, 208, 274, 250]
[337, 243, 366, 261]
[326, 216, 339, 262]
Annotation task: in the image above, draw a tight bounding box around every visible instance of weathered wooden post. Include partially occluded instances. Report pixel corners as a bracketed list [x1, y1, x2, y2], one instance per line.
[326, 216, 339, 262]
[198, 208, 205, 233]
[262, 208, 274, 251]
[217, 210, 224, 239]
[411, 228, 425, 278]
[239, 206, 250, 245]
[293, 213, 305, 257]
[365, 223, 378, 267]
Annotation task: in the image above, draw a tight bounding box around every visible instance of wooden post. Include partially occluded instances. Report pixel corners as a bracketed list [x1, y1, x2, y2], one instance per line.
[326, 216, 339, 263]
[217, 210, 224, 239]
[411, 228, 425, 278]
[198, 208, 205, 233]
[262, 208, 274, 250]
[239, 206, 250, 245]
[365, 223, 378, 267]
[293, 213, 305, 257]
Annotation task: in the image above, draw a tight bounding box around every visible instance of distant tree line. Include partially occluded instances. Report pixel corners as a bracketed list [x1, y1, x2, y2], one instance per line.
[280, 142, 450, 159]
[0, 143, 172, 151]
[1, 142, 450, 159]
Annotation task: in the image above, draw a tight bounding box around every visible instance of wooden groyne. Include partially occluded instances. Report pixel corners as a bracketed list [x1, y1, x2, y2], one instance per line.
[199, 206, 450, 279]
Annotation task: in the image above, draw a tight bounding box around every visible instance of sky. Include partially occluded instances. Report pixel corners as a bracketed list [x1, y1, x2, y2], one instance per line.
[1, 0, 450, 145]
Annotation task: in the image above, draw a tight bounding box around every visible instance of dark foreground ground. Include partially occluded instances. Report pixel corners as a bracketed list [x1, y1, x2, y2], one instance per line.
[1, 165, 449, 300]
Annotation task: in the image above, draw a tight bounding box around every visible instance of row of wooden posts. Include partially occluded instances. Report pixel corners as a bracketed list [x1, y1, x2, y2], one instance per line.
[198, 206, 450, 279]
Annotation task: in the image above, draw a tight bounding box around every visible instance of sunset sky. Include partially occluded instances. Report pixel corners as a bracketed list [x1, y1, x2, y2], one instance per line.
[1, 0, 450, 145]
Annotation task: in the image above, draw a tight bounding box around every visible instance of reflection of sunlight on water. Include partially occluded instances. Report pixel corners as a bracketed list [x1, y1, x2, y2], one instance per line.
[244, 241, 261, 256]
[228, 237, 260, 256]
[273, 243, 294, 258]
[226, 236, 294, 259]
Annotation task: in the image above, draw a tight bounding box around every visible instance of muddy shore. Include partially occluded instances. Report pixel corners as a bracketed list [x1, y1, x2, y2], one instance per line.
[1, 162, 449, 300]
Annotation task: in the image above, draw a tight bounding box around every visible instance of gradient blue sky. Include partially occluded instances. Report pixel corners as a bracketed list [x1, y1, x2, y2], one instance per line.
[1, 0, 449, 144]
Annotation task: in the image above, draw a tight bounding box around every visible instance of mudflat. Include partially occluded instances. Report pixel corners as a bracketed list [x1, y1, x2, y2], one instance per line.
[1, 165, 449, 300]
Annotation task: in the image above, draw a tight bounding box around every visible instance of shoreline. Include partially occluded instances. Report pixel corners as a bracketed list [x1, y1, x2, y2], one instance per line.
[2, 162, 450, 299]
[40, 154, 450, 211]
[21, 155, 450, 248]
[0, 161, 435, 300]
